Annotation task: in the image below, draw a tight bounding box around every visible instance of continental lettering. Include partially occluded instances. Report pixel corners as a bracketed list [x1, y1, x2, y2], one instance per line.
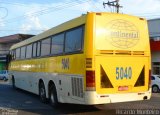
[111, 31, 139, 39]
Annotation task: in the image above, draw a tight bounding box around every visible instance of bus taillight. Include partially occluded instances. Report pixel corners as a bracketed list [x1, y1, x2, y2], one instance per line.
[86, 70, 95, 91]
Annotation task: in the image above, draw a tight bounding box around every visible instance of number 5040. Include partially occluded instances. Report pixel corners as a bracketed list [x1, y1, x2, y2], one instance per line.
[116, 67, 132, 80]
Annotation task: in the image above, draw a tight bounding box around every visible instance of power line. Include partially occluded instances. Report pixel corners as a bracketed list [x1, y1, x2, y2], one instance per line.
[0, 0, 90, 25]
[0, 0, 90, 35]
[0, 1, 29, 7]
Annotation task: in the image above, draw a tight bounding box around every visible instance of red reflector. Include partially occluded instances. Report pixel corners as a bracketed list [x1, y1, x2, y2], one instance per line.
[86, 71, 95, 88]
[118, 86, 128, 91]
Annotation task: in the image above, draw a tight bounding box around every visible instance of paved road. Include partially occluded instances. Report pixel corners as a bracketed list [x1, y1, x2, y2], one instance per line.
[0, 81, 160, 115]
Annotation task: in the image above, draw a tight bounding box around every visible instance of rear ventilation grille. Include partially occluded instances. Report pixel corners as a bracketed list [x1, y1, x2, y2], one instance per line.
[99, 50, 145, 55]
[134, 66, 145, 87]
[101, 65, 113, 88]
[71, 77, 83, 98]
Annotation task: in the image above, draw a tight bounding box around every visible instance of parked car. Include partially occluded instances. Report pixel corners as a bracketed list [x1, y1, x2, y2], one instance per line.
[0, 70, 8, 81]
[151, 75, 160, 93]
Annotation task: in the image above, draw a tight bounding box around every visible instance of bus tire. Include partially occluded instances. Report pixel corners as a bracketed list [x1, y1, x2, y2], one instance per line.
[50, 85, 59, 108]
[12, 76, 16, 89]
[39, 81, 47, 103]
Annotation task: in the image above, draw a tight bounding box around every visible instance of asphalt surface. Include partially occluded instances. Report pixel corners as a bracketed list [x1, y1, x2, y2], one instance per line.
[0, 81, 160, 115]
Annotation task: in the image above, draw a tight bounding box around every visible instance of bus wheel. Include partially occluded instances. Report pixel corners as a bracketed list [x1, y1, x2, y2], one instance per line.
[50, 85, 59, 108]
[39, 82, 47, 103]
[12, 77, 16, 89]
[152, 85, 159, 93]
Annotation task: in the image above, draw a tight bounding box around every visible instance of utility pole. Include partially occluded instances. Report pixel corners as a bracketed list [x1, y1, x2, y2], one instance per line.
[103, 0, 122, 13]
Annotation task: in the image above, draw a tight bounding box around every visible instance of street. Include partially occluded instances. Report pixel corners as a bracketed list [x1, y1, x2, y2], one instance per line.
[0, 81, 160, 115]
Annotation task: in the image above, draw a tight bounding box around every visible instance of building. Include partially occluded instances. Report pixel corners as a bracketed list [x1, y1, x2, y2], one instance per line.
[0, 34, 34, 70]
[148, 19, 160, 75]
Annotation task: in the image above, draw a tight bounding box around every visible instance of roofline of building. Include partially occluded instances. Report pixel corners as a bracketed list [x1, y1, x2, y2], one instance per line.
[0, 33, 35, 44]
[0, 33, 34, 39]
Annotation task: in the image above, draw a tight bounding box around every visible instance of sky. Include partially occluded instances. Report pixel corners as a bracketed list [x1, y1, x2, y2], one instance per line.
[0, 0, 160, 37]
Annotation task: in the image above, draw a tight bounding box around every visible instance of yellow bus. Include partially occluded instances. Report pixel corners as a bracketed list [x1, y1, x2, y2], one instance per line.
[8, 12, 151, 107]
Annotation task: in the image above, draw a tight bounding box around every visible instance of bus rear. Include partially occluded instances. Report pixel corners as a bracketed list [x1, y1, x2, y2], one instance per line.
[85, 13, 151, 104]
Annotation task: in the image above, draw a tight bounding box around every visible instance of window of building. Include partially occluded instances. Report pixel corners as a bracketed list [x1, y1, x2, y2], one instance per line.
[65, 26, 83, 53]
[16, 48, 20, 59]
[26, 44, 32, 58]
[152, 62, 160, 75]
[20, 46, 26, 59]
[51, 33, 64, 55]
[41, 38, 51, 56]
[153, 62, 160, 65]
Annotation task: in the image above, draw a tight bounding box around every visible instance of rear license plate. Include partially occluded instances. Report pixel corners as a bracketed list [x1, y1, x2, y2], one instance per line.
[118, 86, 129, 91]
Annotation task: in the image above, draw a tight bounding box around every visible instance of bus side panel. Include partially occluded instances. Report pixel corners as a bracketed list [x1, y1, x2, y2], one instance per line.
[9, 53, 86, 104]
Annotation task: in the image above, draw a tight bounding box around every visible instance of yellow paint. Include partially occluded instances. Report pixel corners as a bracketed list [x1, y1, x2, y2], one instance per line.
[95, 56, 149, 94]
[92, 13, 150, 94]
[10, 54, 85, 75]
[9, 12, 151, 95]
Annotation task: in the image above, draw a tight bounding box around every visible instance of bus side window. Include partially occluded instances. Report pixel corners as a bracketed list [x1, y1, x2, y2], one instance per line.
[13, 50, 16, 60]
[26, 44, 32, 59]
[11, 50, 15, 60]
[51, 33, 64, 55]
[37, 41, 41, 57]
[15, 48, 20, 59]
[9, 50, 13, 60]
[41, 38, 51, 56]
[32, 42, 37, 58]
[65, 26, 83, 53]
[20, 46, 26, 59]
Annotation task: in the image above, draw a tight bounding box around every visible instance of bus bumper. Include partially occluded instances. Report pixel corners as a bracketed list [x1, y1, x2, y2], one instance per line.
[84, 88, 152, 105]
